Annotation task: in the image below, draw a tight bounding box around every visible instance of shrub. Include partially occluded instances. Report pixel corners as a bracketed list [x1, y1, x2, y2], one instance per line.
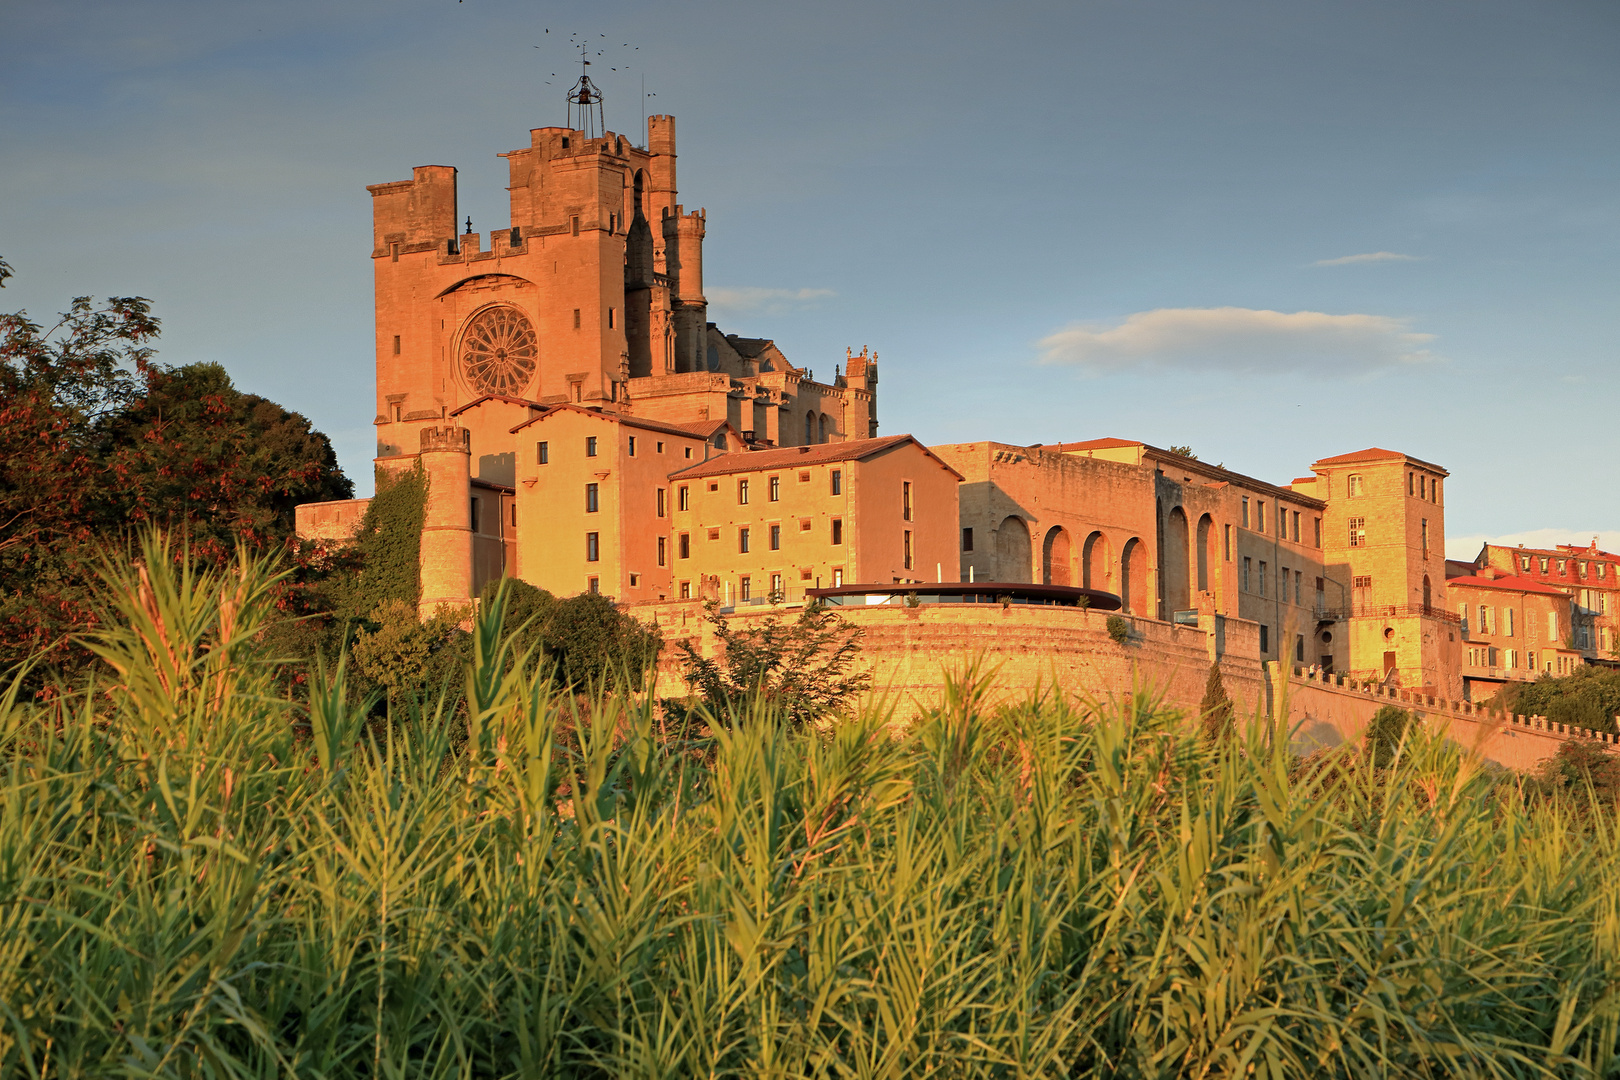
[349, 597, 469, 708]
[1365, 704, 1413, 767]
[1493, 665, 1620, 735]
[477, 576, 662, 691]
[1106, 613, 1130, 644]
[1198, 661, 1233, 740]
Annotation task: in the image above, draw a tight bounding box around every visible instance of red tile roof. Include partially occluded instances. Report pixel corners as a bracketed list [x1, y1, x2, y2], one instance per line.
[506, 403, 730, 442]
[1310, 446, 1448, 474]
[1045, 437, 1142, 452]
[667, 434, 963, 481]
[1447, 574, 1571, 597]
[450, 394, 547, 417]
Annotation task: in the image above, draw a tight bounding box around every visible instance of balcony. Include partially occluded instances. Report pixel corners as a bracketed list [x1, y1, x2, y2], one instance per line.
[1314, 603, 1462, 625]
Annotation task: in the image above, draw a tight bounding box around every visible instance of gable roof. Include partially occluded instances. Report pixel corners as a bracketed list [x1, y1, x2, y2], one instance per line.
[1311, 447, 1449, 475]
[667, 434, 964, 482]
[1043, 437, 1142, 452]
[1447, 574, 1570, 598]
[507, 403, 725, 441]
[450, 394, 548, 417]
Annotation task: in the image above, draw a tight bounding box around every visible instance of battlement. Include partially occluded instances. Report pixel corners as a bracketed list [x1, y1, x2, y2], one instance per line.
[419, 425, 471, 454]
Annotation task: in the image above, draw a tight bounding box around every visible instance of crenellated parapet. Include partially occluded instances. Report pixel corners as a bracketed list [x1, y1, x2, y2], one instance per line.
[419, 425, 471, 454]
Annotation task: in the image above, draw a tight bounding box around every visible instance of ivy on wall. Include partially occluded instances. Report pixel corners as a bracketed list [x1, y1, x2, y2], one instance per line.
[340, 463, 428, 619]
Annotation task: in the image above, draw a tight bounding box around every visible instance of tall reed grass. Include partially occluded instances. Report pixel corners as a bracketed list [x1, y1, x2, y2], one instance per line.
[3, 538, 1619, 1078]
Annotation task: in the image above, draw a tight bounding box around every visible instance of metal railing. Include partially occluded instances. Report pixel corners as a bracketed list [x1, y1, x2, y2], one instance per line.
[1314, 603, 1462, 625]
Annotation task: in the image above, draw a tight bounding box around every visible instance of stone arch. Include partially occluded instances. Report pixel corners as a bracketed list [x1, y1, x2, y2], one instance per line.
[1163, 506, 1190, 616]
[819, 413, 830, 443]
[1041, 526, 1072, 586]
[1423, 574, 1432, 610]
[995, 516, 1032, 583]
[1196, 513, 1214, 593]
[1083, 531, 1111, 591]
[1120, 537, 1147, 615]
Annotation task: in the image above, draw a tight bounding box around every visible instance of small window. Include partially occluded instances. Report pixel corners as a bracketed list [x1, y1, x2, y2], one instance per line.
[679, 533, 690, 559]
[770, 572, 782, 597]
[573, 309, 581, 329]
[833, 568, 843, 587]
[904, 530, 913, 570]
[586, 436, 597, 458]
[800, 519, 812, 532]
[587, 576, 599, 594]
[902, 481, 913, 521]
[1348, 517, 1366, 548]
[470, 497, 480, 532]
[656, 488, 666, 517]
[1242, 556, 1252, 591]
[678, 486, 689, 511]
[963, 527, 974, 552]
[585, 483, 599, 513]
[1421, 519, 1428, 551]
[739, 576, 752, 602]
[391, 403, 402, 423]
[1431, 480, 1438, 503]
[831, 518, 843, 545]
[1241, 497, 1250, 528]
[713, 434, 725, 450]
[586, 532, 600, 562]
[830, 469, 842, 496]
[739, 527, 751, 554]
[510, 503, 517, 528]
[1540, 557, 1549, 572]
[685, 447, 693, 460]
[1259, 625, 1269, 654]
[1348, 474, 1364, 497]
[799, 470, 811, 482]
[628, 436, 636, 457]
[1419, 475, 1427, 499]
[1407, 472, 1414, 496]
[657, 537, 666, 566]
[570, 216, 580, 236]
[1257, 502, 1266, 534]
[679, 581, 691, 599]
[708, 482, 719, 492]
[1294, 570, 1302, 604]
[770, 524, 781, 550]
[1259, 561, 1268, 597]
[629, 573, 639, 587]
[1223, 523, 1231, 560]
[1291, 511, 1300, 543]
[656, 441, 665, 453]
[738, 478, 750, 505]
[571, 381, 583, 403]
[1313, 517, 1322, 547]
[537, 441, 549, 465]
[392, 335, 401, 356]
[769, 475, 780, 501]
[608, 307, 616, 330]
[707, 528, 720, 541]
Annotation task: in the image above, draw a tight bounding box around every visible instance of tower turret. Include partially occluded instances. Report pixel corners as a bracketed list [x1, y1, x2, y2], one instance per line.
[418, 425, 473, 616]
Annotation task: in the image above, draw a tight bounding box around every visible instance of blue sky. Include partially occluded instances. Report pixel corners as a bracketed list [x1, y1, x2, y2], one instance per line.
[3, 0, 1616, 557]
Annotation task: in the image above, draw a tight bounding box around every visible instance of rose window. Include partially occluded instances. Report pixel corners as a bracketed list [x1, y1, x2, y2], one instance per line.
[460, 307, 537, 397]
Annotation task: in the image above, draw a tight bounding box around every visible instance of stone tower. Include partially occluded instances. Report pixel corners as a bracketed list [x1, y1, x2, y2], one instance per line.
[417, 424, 472, 616]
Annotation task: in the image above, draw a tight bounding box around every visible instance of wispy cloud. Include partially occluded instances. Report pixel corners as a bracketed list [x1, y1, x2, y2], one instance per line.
[1445, 529, 1620, 562]
[1036, 307, 1437, 376]
[707, 286, 836, 317]
[1311, 251, 1424, 267]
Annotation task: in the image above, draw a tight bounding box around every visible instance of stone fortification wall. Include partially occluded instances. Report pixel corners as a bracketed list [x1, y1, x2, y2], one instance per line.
[641, 600, 1269, 726]
[1276, 665, 1617, 771]
[294, 498, 371, 543]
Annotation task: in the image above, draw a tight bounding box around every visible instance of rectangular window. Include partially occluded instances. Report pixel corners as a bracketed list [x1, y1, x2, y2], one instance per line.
[1549, 612, 1559, 640]
[1505, 608, 1514, 636]
[1242, 556, 1252, 592]
[1408, 472, 1414, 496]
[739, 527, 750, 554]
[1540, 557, 1549, 572]
[799, 470, 811, 482]
[573, 308, 581, 329]
[1315, 577, 1325, 610]
[656, 488, 666, 517]
[902, 481, 913, 521]
[739, 576, 751, 602]
[1260, 625, 1270, 654]
[770, 524, 781, 550]
[833, 568, 843, 587]
[1223, 523, 1232, 560]
[769, 475, 780, 501]
[963, 527, 974, 552]
[588, 576, 599, 594]
[738, 478, 750, 505]
[678, 533, 690, 559]
[657, 536, 666, 566]
[1292, 511, 1300, 542]
[585, 436, 597, 457]
[511, 503, 517, 528]
[832, 518, 843, 545]
[627, 435, 636, 456]
[771, 572, 782, 597]
[1419, 476, 1427, 499]
[1348, 517, 1366, 547]
[1257, 502, 1266, 534]
[1241, 497, 1250, 528]
[1281, 565, 1289, 602]
[679, 580, 691, 600]
[831, 469, 842, 496]
[1421, 518, 1429, 552]
[392, 334, 401, 356]
[586, 532, 599, 562]
[1294, 570, 1302, 604]
[537, 441, 549, 465]
[685, 447, 693, 459]
[608, 307, 616, 329]
[629, 573, 639, 588]
[571, 216, 580, 236]
[656, 441, 664, 453]
[470, 497, 480, 532]
[1432, 480, 1438, 503]
[1295, 634, 1305, 663]
[678, 486, 689, 512]
[904, 530, 914, 570]
[1259, 561, 1268, 597]
[1313, 517, 1322, 547]
[1348, 474, 1364, 497]
[585, 483, 599, 513]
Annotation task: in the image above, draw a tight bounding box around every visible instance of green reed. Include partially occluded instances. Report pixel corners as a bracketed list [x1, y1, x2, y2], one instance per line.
[1, 536, 1618, 1078]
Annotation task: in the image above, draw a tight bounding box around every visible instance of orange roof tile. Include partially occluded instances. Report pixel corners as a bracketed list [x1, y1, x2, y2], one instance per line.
[1311, 446, 1448, 474]
[507, 404, 727, 442]
[1447, 574, 1571, 597]
[668, 434, 963, 481]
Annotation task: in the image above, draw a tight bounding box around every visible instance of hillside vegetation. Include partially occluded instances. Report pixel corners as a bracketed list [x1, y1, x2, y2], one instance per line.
[4, 540, 1620, 1078]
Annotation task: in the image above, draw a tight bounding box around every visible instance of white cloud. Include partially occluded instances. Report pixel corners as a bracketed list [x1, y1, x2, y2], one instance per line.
[1036, 306, 1437, 376]
[1312, 251, 1423, 267]
[707, 286, 836, 317]
[1445, 530, 1620, 563]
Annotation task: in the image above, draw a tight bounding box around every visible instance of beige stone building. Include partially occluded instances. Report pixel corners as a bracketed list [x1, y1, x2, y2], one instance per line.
[1444, 566, 1580, 700]
[1474, 540, 1618, 660]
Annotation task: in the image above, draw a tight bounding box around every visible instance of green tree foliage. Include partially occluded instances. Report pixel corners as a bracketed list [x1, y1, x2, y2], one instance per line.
[478, 576, 661, 691]
[1538, 736, 1620, 802]
[0, 269, 350, 677]
[349, 597, 470, 708]
[1365, 704, 1413, 767]
[676, 599, 870, 726]
[1198, 661, 1234, 740]
[1493, 665, 1620, 735]
[336, 463, 427, 618]
[1106, 614, 1130, 644]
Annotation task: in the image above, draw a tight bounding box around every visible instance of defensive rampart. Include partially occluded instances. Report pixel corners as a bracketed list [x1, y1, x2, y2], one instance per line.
[1276, 665, 1617, 771]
